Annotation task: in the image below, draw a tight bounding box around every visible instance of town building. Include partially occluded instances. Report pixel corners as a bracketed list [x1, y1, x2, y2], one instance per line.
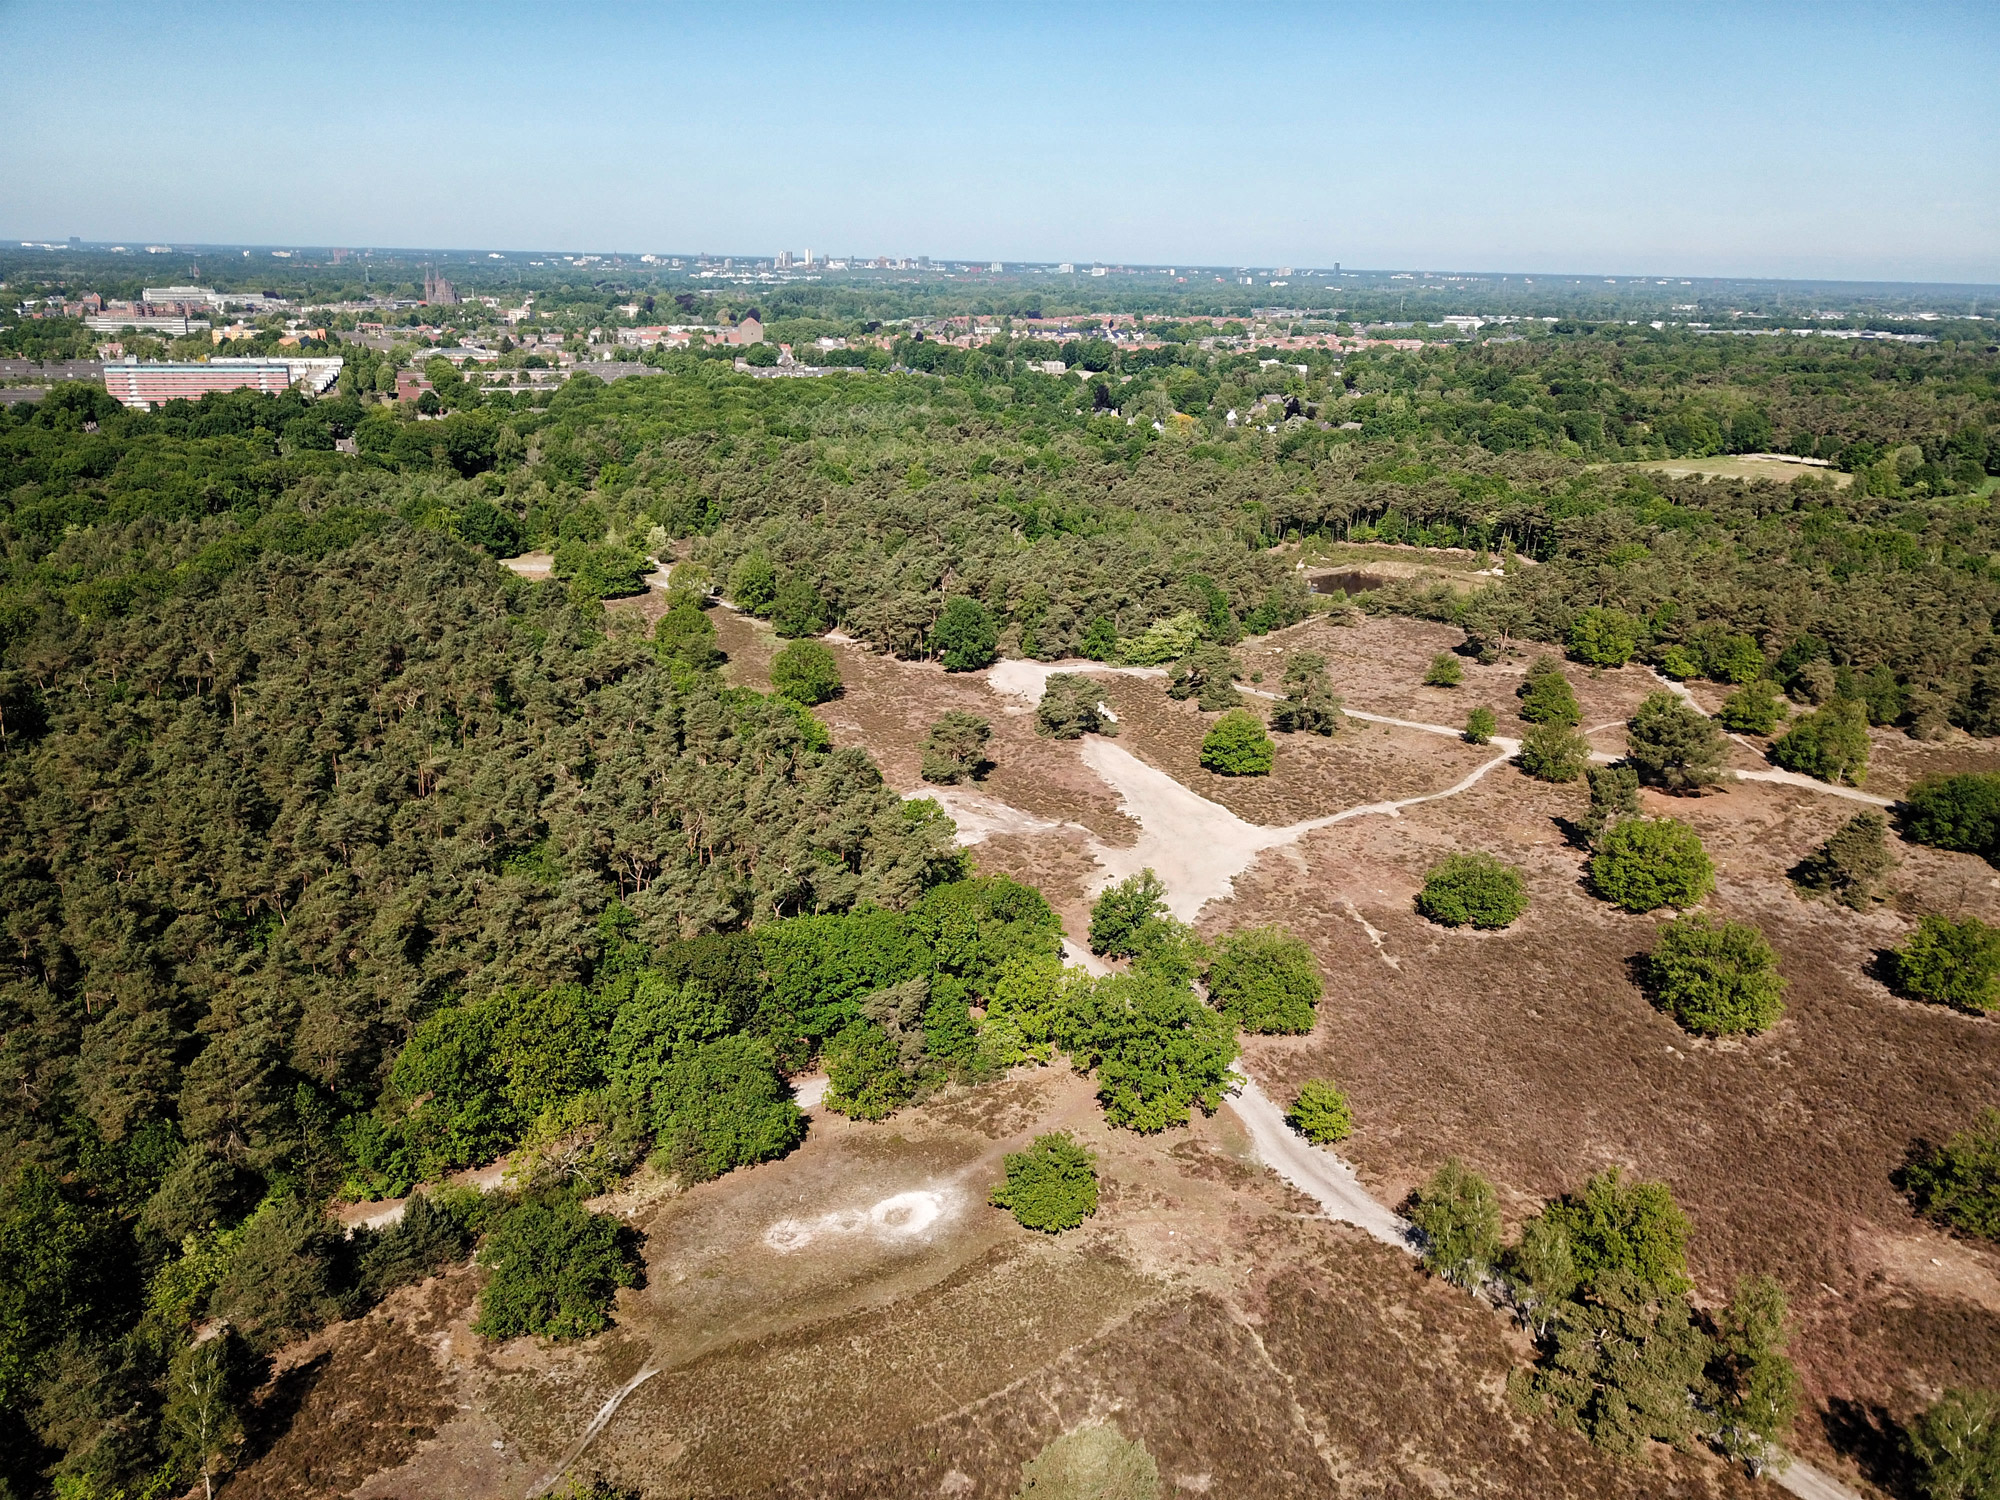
[101, 357, 343, 408]
[423, 268, 460, 305]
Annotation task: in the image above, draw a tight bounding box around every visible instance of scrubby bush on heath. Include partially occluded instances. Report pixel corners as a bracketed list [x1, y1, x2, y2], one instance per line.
[1204, 927, 1322, 1033]
[990, 1132, 1099, 1232]
[1415, 852, 1528, 930]
[1287, 1081, 1354, 1144]
[1587, 817, 1715, 913]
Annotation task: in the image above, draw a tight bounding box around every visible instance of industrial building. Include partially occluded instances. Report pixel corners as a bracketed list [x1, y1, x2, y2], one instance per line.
[101, 357, 343, 408]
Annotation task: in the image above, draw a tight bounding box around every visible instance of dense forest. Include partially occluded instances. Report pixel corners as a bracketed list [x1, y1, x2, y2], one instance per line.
[1, 318, 1998, 1494]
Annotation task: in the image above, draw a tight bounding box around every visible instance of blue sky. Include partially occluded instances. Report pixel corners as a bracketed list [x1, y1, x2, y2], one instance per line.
[4, 1, 1995, 282]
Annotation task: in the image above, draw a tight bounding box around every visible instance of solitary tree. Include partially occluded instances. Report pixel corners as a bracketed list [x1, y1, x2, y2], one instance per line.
[1902, 772, 2000, 859]
[1168, 642, 1243, 711]
[1791, 810, 1892, 907]
[990, 1132, 1099, 1232]
[1578, 763, 1641, 847]
[1200, 709, 1275, 775]
[1903, 1108, 2000, 1241]
[1036, 674, 1116, 738]
[1204, 926, 1323, 1033]
[769, 639, 842, 704]
[1464, 705, 1498, 744]
[655, 604, 721, 671]
[1646, 914, 1787, 1035]
[1518, 722, 1592, 782]
[1624, 692, 1732, 793]
[1286, 1081, 1354, 1144]
[920, 710, 993, 783]
[1906, 1388, 2000, 1500]
[1771, 699, 1870, 786]
[1408, 1159, 1502, 1288]
[729, 550, 777, 614]
[163, 1331, 249, 1500]
[1587, 817, 1715, 912]
[1710, 1274, 1804, 1465]
[1891, 915, 2000, 1012]
[1270, 651, 1343, 734]
[1424, 652, 1464, 687]
[1518, 655, 1583, 726]
[1415, 852, 1529, 929]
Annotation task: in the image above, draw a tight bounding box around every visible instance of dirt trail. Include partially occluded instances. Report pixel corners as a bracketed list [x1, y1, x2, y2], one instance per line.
[1223, 1079, 1413, 1248]
[528, 1363, 661, 1498]
[1646, 668, 1894, 808]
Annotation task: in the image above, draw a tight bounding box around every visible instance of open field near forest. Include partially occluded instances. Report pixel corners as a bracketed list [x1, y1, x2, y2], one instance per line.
[1609, 455, 1858, 487]
[644, 602, 2000, 1495]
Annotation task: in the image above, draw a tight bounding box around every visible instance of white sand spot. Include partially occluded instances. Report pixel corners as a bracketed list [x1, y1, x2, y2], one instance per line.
[984, 658, 1166, 704]
[762, 1187, 960, 1253]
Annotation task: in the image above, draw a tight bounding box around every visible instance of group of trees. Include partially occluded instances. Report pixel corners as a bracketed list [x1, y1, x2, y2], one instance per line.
[1407, 1161, 1804, 1469]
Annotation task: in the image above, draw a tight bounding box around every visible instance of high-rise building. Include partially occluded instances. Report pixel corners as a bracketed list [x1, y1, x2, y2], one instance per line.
[776, 250, 793, 269]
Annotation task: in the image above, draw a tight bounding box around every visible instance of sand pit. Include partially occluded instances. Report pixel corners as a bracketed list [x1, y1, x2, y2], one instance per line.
[762, 1187, 962, 1253]
[986, 658, 1166, 704]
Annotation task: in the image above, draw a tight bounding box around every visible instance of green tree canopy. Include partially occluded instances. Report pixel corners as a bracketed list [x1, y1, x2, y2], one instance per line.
[1892, 914, 2000, 1013]
[1569, 607, 1641, 667]
[1518, 655, 1582, 726]
[1624, 692, 1733, 794]
[990, 1132, 1099, 1233]
[1199, 708, 1275, 775]
[1061, 973, 1240, 1133]
[1036, 674, 1116, 738]
[1518, 722, 1591, 782]
[920, 710, 993, 784]
[1646, 914, 1786, 1035]
[933, 595, 999, 671]
[1286, 1081, 1354, 1145]
[1903, 1108, 2000, 1242]
[472, 1193, 640, 1343]
[770, 639, 843, 704]
[1770, 698, 1870, 786]
[1270, 651, 1343, 735]
[1415, 852, 1530, 930]
[1587, 817, 1716, 912]
[1407, 1158, 1502, 1288]
[1203, 926, 1323, 1033]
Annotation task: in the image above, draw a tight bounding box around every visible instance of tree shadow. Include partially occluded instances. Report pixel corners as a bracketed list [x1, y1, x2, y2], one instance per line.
[1821, 1396, 1918, 1497]
[237, 1349, 327, 1466]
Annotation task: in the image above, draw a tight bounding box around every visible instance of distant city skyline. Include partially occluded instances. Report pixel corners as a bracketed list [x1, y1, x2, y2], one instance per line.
[4, 1, 1996, 284]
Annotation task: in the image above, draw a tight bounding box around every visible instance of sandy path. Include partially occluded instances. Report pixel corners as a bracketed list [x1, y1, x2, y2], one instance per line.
[528, 1363, 662, 1498]
[1223, 1080, 1413, 1248]
[336, 1158, 511, 1233]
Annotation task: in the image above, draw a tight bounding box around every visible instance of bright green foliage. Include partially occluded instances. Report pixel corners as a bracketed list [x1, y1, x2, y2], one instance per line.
[1517, 722, 1591, 782]
[1037, 673, 1116, 738]
[990, 1132, 1099, 1232]
[1117, 611, 1202, 666]
[1409, 1158, 1502, 1286]
[977, 953, 1071, 1068]
[769, 639, 843, 704]
[1646, 914, 1787, 1035]
[1529, 1272, 1714, 1458]
[1717, 678, 1787, 735]
[1286, 1081, 1354, 1145]
[933, 595, 999, 670]
[730, 549, 778, 612]
[1907, 1388, 2000, 1500]
[920, 710, 993, 783]
[1771, 698, 1870, 785]
[161, 1327, 253, 1499]
[1904, 1109, 2000, 1241]
[1424, 652, 1464, 687]
[1518, 655, 1583, 726]
[1892, 915, 2000, 1012]
[1079, 615, 1119, 661]
[1700, 633, 1768, 685]
[472, 1194, 639, 1342]
[1505, 1212, 1581, 1337]
[1463, 705, 1497, 744]
[1624, 691, 1732, 793]
[1792, 810, 1892, 907]
[1061, 973, 1240, 1133]
[1270, 651, 1343, 735]
[1569, 606, 1641, 666]
[655, 603, 722, 670]
[1204, 926, 1323, 1033]
[1903, 773, 2000, 859]
[824, 1017, 913, 1122]
[649, 1035, 806, 1183]
[1587, 817, 1715, 912]
[1167, 643, 1242, 711]
[1199, 708, 1275, 775]
[1014, 1422, 1162, 1500]
[1710, 1274, 1804, 1461]
[1415, 852, 1529, 930]
[553, 538, 650, 604]
[1541, 1167, 1692, 1297]
[607, 975, 732, 1120]
[1124, 914, 1210, 988]
[1090, 869, 1170, 958]
[1658, 645, 1701, 680]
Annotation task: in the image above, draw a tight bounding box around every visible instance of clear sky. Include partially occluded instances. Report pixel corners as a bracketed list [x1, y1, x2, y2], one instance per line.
[4, 0, 1995, 283]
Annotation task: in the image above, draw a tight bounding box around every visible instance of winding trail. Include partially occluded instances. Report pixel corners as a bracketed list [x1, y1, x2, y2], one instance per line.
[528, 1363, 662, 1498]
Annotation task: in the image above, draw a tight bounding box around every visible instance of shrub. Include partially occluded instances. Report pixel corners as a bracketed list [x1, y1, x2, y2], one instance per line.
[1902, 772, 2000, 858]
[1904, 1109, 2000, 1241]
[1907, 1388, 2000, 1500]
[1036, 673, 1115, 739]
[1415, 852, 1529, 930]
[1090, 869, 1170, 958]
[1701, 633, 1767, 685]
[1541, 1167, 1692, 1296]
[1199, 709, 1274, 775]
[1463, 705, 1497, 744]
[1270, 651, 1343, 735]
[920, 710, 993, 784]
[1658, 645, 1701, 680]
[1891, 914, 2000, 1012]
[1624, 692, 1732, 793]
[1204, 926, 1323, 1033]
[472, 1194, 639, 1342]
[356, 1189, 478, 1300]
[1167, 642, 1243, 712]
[1125, 914, 1210, 988]
[1518, 722, 1591, 782]
[650, 1035, 807, 1183]
[1518, 655, 1582, 726]
[1424, 652, 1463, 687]
[1530, 1273, 1712, 1457]
[1286, 1081, 1354, 1144]
[932, 595, 998, 671]
[1716, 678, 1787, 735]
[989, 1132, 1099, 1232]
[1061, 972, 1240, 1133]
[1791, 810, 1892, 907]
[207, 1197, 356, 1353]
[654, 604, 721, 671]
[769, 640, 842, 704]
[1587, 817, 1715, 913]
[1407, 1158, 1502, 1287]
[1646, 914, 1786, 1035]
[1569, 607, 1640, 667]
[1770, 698, 1870, 786]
